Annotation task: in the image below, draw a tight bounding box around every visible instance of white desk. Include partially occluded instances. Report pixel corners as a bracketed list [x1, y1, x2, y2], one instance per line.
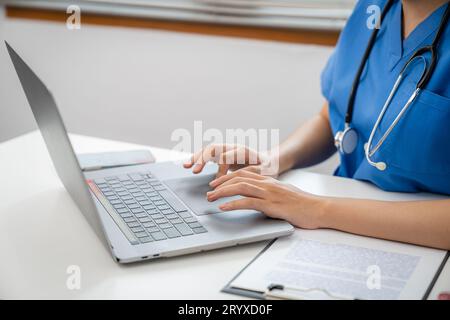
[0, 131, 448, 299]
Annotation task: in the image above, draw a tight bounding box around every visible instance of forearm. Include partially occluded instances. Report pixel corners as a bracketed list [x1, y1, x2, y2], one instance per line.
[319, 197, 450, 250]
[275, 102, 336, 174]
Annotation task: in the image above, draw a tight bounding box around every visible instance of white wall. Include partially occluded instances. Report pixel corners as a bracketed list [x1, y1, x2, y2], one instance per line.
[0, 6, 338, 173]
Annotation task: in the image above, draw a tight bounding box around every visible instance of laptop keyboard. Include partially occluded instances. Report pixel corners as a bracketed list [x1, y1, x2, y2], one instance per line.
[88, 172, 207, 245]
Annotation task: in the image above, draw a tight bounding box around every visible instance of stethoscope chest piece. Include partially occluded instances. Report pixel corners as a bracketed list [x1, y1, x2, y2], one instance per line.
[335, 125, 358, 154]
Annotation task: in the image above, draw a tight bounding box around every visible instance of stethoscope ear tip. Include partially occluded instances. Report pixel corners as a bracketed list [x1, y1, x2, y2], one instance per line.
[376, 162, 387, 171]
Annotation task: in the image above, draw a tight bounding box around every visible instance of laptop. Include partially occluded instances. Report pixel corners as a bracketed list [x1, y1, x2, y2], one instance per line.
[5, 41, 294, 263]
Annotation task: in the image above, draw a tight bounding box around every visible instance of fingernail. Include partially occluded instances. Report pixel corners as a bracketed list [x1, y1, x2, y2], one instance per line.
[219, 204, 229, 210]
[209, 179, 217, 186]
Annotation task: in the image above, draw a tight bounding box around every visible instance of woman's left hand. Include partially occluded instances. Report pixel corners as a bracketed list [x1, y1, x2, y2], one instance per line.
[206, 170, 326, 229]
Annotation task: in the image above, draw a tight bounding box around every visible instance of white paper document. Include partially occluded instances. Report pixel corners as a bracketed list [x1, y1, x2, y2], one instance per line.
[229, 230, 446, 300]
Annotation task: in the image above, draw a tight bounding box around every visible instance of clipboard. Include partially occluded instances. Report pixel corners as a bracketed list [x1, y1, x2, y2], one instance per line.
[222, 238, 357, 300]
[222, 239, 277, 300]
[221, 231, 449, 300]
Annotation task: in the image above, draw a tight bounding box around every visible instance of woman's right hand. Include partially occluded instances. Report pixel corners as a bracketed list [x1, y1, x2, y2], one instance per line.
[183, 144, 276, 178]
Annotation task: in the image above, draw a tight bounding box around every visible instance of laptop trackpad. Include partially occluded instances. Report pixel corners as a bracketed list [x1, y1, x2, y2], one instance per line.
[164, 174, 241, 216]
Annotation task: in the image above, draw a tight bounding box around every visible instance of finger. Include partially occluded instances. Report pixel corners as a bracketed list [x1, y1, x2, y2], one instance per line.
[214, 177, 267, 192]
[207, 182, 265, 201]
[209, 169, 265, 188]
[219, 146, 254, 167]
[240, 165, 261, 174]
[192, 145, 220, 173]
[219, 197, 264, 212]
[216, 164, 230, 179]
[183, 154, 196, 168]
[183, 149, 204, 168]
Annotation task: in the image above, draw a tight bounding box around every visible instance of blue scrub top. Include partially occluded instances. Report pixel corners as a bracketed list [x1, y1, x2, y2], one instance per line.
[321, 0, 450, 194]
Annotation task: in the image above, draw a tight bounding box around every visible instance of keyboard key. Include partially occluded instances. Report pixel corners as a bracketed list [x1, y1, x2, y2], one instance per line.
[155, 185, 166, 191]
[154, 200, 165, 206]
[146, 226, 160, 233]
[165, 214, 178, 220]
[116, 208, 130, 214]
[179, 211, 193, 219]
[142, 222, 156, 228]
[139, 200, 151, 206]
[138, 217, 152, 223]
[131, 208, 144, 214]
[113, 204, 126, 209]
[118, 175, 131, 182]
[184, 217, 198, 223]
[123, 217, 136, 223]
[103, 191, 115, 197]
[150, 231, 167, 241]
[188, 222, 202, 229]
[131, 227, 144, 233]
[120, 213, 133, 218]
[128, 204, 140, 209]
[174, 223, 194, 236]
[159, 223, 172, 229]
[151, 183, 163, 187]
[140, 236, 153, 243]
[141, 188, 153, 193]
[161, 208, 174, 214]
[193, 227, 207, 234]
[135, 231, 148, 238]
[158, 190, 188, 212]
[170, 218, 184, 225]
[117, 191, 128, 197]
[129, 173, 144, 181]
[146, 209, 159, 215]
[94, 178, 107, 184]
[124, 200, 137, 205]
[163, 227, 181, 238]
[151, 214, 164, 220]
[127, 222, 140, 228]
[154, 218, 168, 224]
[135, 213, 147, 218]
[143, 205, 156, 210]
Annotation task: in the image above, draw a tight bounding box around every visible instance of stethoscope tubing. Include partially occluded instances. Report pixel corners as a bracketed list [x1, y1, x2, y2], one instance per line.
[366, 56, 426, 158]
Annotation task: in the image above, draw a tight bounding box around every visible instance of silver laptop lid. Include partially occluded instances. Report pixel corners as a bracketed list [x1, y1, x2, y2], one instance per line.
[5, 41, 109, 247]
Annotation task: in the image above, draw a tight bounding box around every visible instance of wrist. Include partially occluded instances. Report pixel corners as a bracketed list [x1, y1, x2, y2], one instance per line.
[306, 195, 334, 229]
[265, 149, 293, 176]
[290, 191, 331, 229]
[316, 196, 335, 229]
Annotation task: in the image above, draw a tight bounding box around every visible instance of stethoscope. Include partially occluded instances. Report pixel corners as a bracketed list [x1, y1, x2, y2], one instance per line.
[334, 0, 450, 171]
